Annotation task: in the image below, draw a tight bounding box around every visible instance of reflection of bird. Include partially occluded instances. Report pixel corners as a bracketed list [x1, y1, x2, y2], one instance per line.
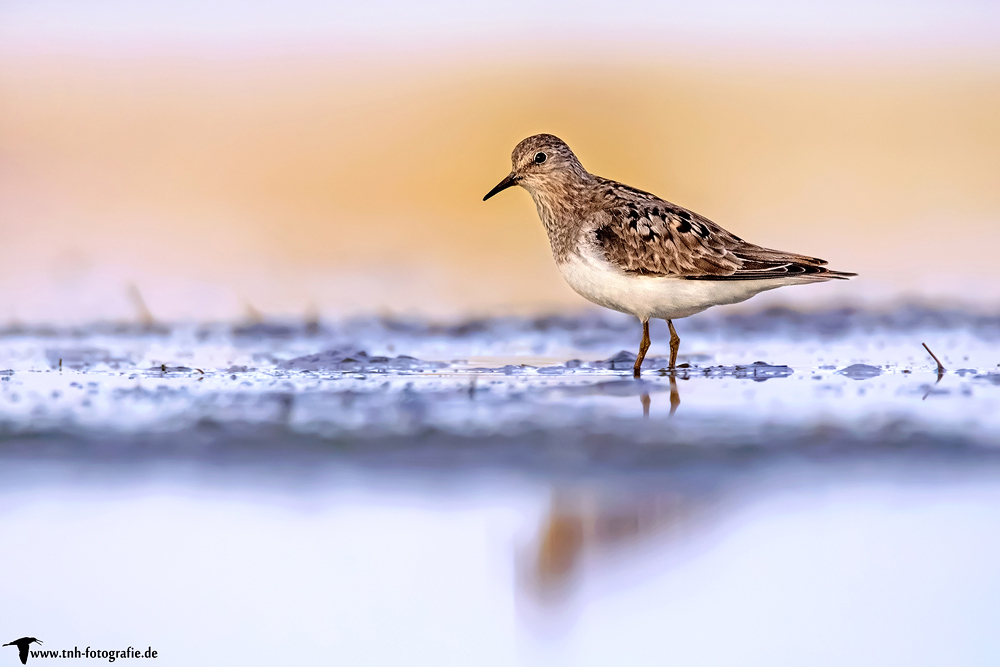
[524, 488, 719, 602]
[484, 134, 856, 377]
[3, 638, 42, 665]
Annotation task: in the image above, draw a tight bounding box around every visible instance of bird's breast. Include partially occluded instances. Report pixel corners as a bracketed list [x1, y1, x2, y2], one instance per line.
[556, 251, 786, 320]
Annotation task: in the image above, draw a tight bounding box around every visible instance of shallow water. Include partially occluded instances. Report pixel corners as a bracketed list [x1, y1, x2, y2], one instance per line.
[1, 306, 999, 665]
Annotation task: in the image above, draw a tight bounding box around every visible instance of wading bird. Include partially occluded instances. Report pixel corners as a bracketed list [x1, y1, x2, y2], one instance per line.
[484, 134, 855, 377]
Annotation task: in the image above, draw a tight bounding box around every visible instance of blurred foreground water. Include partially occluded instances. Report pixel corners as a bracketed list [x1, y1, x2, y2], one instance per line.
[1, 305, 999, 665]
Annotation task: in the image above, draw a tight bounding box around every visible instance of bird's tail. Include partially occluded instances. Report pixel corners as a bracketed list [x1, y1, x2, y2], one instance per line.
[822, 269, 858, 280]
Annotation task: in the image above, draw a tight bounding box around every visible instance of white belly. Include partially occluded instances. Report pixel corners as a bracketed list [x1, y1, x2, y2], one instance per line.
[557, 252, 802, 321]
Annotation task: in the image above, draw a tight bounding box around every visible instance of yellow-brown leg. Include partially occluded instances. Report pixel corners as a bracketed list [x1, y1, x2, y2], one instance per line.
[668, 376, 680, 416]
[633, 319, 650, 379]
[667, 319, 680, 369]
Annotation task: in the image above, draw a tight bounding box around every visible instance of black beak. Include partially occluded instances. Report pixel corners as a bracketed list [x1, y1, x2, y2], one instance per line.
[483, 173, 519, 201]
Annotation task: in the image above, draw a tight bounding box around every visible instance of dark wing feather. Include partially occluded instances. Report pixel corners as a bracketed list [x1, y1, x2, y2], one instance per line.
[590, 179, 854, 280]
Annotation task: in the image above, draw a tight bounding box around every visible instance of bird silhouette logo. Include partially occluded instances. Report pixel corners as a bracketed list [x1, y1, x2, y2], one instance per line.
[2, 638, 41, 665]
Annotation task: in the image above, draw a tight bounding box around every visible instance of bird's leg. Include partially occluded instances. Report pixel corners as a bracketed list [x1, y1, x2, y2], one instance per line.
[668, 376, 680, 416]
[667, 319, 680, 369]
[633, 319, 650, 379]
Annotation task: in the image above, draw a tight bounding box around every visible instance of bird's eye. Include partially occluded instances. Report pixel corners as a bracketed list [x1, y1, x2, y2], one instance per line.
[533, 152, 547, 164]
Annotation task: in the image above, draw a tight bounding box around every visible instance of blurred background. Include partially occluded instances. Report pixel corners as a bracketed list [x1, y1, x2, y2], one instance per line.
[2, 0, 999, 323]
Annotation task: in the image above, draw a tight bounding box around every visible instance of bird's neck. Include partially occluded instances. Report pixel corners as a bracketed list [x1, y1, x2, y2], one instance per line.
[527, 175, 595, 264]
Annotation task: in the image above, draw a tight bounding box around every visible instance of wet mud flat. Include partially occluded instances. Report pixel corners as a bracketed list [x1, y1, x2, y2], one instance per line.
[0, 304, 997, 477]
[3, 305, 1000, 666]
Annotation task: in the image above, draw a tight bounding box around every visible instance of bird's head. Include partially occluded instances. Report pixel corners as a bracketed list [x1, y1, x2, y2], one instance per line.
[483, 134, 588, 201]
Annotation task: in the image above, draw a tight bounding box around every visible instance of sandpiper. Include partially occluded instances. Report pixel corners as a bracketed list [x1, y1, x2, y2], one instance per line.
[484, 134, 855, 378]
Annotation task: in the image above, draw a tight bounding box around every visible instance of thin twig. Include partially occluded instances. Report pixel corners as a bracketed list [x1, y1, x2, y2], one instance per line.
[127, 283, 156, 328]
[922, 342, 946, 383]
[921, 343, 945, 373]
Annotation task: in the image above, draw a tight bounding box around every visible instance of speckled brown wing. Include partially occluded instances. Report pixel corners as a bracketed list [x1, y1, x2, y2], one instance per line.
[589, 180, 853, 280]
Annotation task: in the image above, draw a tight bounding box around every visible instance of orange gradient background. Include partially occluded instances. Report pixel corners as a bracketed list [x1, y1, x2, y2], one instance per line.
[2, 5, 999, 323]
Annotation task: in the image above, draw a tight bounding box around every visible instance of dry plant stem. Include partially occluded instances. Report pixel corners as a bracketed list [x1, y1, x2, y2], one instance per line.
[921, 342, 946, 372]
[634, 319, 651, 379]
[922, 342, 946, 381]
[127, 283, 156, 328]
